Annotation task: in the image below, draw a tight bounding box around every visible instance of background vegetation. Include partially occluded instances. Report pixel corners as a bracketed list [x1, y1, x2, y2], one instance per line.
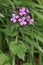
[0, 0, 43, 65]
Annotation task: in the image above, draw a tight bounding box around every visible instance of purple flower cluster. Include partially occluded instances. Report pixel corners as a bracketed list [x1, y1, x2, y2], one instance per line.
[11, 7, 34, 26]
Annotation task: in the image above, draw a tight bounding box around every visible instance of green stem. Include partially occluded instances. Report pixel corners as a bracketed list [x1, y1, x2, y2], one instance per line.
[15, 33, 18, 44]
[15, 27, 19, 44]
[30, 25, 34, 65]
[39, 51, 42, 65]
[30, 45, 34, 65]
[12, 56, 15, 65]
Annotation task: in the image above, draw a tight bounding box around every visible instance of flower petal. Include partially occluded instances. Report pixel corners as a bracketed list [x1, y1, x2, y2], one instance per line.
[23, 21, 27, 25]
[19, 12, 23, 16]
[22, 8, 25, 11]
[15, 15, 19, 19]
[29, 19, 34, 24]
[26, 8, 29, 13]
[12, 14, 16, 18]
[20, 22, 23, 25]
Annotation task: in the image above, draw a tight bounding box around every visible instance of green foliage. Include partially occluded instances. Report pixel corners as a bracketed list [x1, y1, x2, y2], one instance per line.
[9, 41, 27, 60]
[23, 63, 32, 65]
[0, 52, 9, 65]
[37, 0, 43, 5]
[4, 63, 11, 65]
[0, 0, 43, 65]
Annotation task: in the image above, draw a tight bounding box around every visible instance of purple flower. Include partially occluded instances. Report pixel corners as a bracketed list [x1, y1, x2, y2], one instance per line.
[18, 18, 22, 22]
[11, 18, 17, 23]
[12, 14, 19, 19]
[19, 22, 23, 25]
[23, 21, 27, 25]
[11, 7, 34, 26]
[18, 17, 25, 22]
[26, 8, 30, 13]
[20, 21, 27, 25]
[19, 8, 26, 16]
[27, 16, 30, 22]
[18, 17, 27, 25]
[15, 15, 19, 19]
[12, 14, 15, 17]
[20, 8, 25, 11]
[29, 19, 34, 24]
[11, 14, 19, 23]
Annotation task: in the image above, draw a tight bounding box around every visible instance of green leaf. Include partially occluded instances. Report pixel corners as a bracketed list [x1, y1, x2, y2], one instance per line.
[23, 63, 32, 65]
[3, 26, 17, 37]
[17, 52, 25, 61]
[0, 53, 9, 65]
[4, 63, 11, 65]
[0, 32, 2, 49]
[31, 9, 43, 21]
[9, 41, 27, 60]
[34, 32, 43, 43]
[23, 35, 43, 53]
[24, 30, 43, 43]
[37, 0, 43, 5]
[0, 13, 5, 18]
[8, 0, 15, 9]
